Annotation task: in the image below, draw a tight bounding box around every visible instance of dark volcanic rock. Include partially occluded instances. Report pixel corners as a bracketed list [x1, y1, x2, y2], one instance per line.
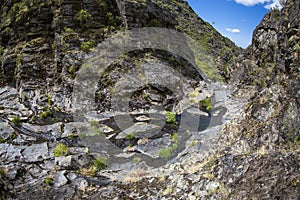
[0, 0, 299, 199]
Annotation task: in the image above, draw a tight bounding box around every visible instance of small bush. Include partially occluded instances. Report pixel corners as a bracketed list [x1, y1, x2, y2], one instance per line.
[93, 156, 107, 171]
[47, 95, 52, 105]
[44, 176, 53, 185]
[80, 40, 95, 52]
[79, 156, 107, 176]
[76, 9, 92, 23]
[166, 112, 177, 125]
[0, 46, 4, 55]
[39, 110, 52, 119]
[125, 132, 135, 140]
[54, 143, 69, 157]
[159, 132, 180, 159]
[68, 65, 76, 73]
[200, 97, 213, 111]
[159, 147, 173, 159]
[0, 168, 6, 177]
[68, 134, 74, 139]
[64, 27, 74, 34]
[12, 116, 20, 126]
[170, 132, 178, 143]
[132, 157, 141, 163]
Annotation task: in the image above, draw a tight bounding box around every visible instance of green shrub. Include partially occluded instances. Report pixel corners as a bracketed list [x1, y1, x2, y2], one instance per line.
[39, 109, 52, 119]
[68, 134, 74, 139]
[171, 132, 179, 143]
[12, 116, 20, 126]
[54, 143, 69, 157]
[125, 132, 135, 140]
[64, 27, 74, 34]
[132, 157, 141, 163]
[159, 147, 173, 159]
[80, 40, 95, 52]
[0, 168, 5, 177]
[44, 176, 53, 185]
[93, 156, 107, 171]
[0, 46, 4, 55]
[159, 132, 180, 159]
[68, 65, 76, 73]
[76, 9, 92, 23]
[47, 95, 52, 105]
[200, 97, 213, 111]
[88, 120, 102, 136]
[166, 112, 177, 125]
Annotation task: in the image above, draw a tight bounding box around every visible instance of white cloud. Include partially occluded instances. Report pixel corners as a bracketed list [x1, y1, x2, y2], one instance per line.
[264, 0, 282, 9]
[235, 0, 271, 6]
[226, 28, 241, 33]
[235, 0, 282, 9]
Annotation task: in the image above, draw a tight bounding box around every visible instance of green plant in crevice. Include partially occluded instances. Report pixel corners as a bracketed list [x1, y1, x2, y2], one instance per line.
[39, 106, 53, 119]
[68, 134, 74, 139]
[200, 97, 213, 111]
[159, 146, 173, 159]
[64, 27, 74, 34]
[0, 168, 6, 177]
[159, 132, 179, 159]
[88, 120, 103, 136]
[125, 132, 136, 140]
[76, 9, 92, 23]
[44, 176, 53, 185]
[54, 143, 69, 157]
[203, 157, 216, 170]
[79, 156, 108, 177]
[170, 132, 179, 143]
[0, 46, 4, 55]
[68, 65, 76, 74]
[80, 40, 95, 52]
[12, 116, 20, 126]
[132, 157, 142, 163]
[166, 111, 177, 125]
[47, 95, 52, 105]
[93, 156, 107, 171]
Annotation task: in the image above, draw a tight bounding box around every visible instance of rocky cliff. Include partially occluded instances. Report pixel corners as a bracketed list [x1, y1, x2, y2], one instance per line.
[0, 0, 299, 199]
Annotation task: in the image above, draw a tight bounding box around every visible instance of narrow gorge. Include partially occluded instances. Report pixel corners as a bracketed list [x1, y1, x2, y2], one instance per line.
[0, 0, 299, 199]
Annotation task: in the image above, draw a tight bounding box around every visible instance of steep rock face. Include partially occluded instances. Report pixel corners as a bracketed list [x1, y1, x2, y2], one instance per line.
[0, 0, 240, 120]
[229, 0, 299, 150]
[214, 0, 300, 198]
[0, 0, 122, 114]
[0, 0, 240, 198]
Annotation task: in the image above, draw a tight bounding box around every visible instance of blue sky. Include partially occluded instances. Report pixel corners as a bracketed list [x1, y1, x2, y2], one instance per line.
[186, 0, 282, 48]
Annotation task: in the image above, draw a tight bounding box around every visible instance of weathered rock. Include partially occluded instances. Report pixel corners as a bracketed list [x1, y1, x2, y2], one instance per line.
[73, 177, 89, 191]
[0, 122, 14, 141]
[0, 0, 299, 199]
[116, 122, 161, 139]
[55, 156, 73, 169]
[0, 144, 23, 163]
[54, 170, 68, 188]
[21, 142, 49, 163]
